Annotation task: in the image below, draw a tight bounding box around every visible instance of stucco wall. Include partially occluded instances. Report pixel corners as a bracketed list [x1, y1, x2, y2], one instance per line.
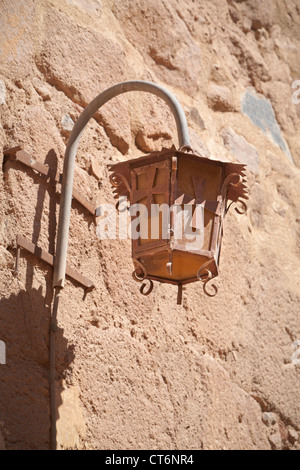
[0, 0, 299, 450]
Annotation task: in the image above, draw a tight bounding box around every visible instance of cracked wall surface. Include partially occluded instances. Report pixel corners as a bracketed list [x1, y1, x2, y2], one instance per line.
[0, 0, 300, 450]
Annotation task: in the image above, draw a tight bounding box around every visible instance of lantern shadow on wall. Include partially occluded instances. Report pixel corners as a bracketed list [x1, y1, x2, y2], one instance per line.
[53, 81, 248, 304]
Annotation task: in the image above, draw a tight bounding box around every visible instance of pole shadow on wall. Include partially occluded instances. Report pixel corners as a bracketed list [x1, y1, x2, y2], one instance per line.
[0, 149, 75, 450]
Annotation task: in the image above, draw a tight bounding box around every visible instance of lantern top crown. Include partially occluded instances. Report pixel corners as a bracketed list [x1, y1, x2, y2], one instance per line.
[109, 146, 248, 205]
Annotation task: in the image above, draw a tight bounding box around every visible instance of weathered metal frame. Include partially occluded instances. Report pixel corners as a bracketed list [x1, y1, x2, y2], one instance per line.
[130, 158, 171, 254]
[109, 146, 248, 302]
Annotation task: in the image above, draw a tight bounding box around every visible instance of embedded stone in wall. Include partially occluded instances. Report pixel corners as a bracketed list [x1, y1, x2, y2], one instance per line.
[269, 431, 282, 450]
[32, 78, 51, 101]
[135, 128, 172, 153]
[207, 83, 236, 112]
[0, 80, 6, 105]
[61, 114, 75, 132]
[188, 107, 205, 130]
[90, 155, 104, 180]
[262, 412, 277, 427]
[220, 127, 259, 174]
[241, 89, 294, 163]
[210, 64, 231, 85]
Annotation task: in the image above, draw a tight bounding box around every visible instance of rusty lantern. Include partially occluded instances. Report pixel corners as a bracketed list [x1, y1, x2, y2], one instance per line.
[109, 146, 248, 304]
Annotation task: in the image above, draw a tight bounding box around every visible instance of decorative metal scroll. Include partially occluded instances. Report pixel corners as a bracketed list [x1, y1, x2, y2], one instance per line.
[197, 261, 218, 298]
[132, 258, 154, 297]
[221, 172, 248, 215]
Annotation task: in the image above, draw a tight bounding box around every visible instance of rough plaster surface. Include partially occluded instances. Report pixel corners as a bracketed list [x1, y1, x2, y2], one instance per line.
[0, 0, 299, 450]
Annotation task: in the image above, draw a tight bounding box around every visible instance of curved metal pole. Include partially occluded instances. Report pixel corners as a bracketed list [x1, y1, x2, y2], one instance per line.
[53, 80, 190, 287]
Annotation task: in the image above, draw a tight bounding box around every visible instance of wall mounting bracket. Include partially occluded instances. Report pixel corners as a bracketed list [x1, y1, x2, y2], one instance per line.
[15, 234, 94, 291]
[3, 146, 99, 217]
